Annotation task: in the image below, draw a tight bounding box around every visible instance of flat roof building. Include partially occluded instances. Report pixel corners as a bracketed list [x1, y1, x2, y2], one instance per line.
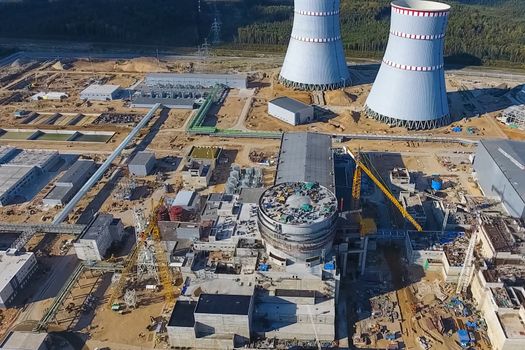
[268, 97, 314, 126]
[0, 251, 37, 308]
[74, 214, 124, 261]
[0, 331, 49, 350]
[80, 84, 121, 101]
[128, 151, 156, 176]
[473, 139, 525, 219]
[43, 159, 96, 206]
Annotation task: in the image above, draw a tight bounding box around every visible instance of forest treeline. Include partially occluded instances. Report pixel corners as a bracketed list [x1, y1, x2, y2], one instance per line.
[0, 0, 523, 67]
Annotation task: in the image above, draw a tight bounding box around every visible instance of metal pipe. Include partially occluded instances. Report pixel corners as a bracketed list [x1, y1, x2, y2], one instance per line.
[53, 103, 161, 224]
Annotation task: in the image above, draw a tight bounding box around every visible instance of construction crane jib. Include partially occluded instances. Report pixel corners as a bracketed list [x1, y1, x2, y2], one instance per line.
[343, 146, 423, 232]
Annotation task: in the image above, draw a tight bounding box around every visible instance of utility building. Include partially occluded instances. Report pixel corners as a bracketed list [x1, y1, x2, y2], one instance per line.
[166, 293, 254, 349]
[473, 139, 525, 220]
[0, 251, 37, 308]
[268, 97, 314, 126]
[128, 151, 156, 176]
[366, 0, 451, 129]
[43, 159, 96, 206]
[74, 214, 125, 261]
[80, 84, 121, 101]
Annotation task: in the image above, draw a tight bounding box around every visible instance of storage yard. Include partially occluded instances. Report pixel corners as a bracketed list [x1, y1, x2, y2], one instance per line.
[0, 21, 523, 349]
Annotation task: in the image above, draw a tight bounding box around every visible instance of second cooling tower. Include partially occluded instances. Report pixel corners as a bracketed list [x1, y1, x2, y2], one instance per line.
[279, 0, 350, 91]
[366, 0, 451, 130]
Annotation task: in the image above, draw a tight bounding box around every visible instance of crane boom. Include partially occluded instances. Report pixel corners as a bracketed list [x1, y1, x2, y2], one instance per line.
[344, 147, 423, 232]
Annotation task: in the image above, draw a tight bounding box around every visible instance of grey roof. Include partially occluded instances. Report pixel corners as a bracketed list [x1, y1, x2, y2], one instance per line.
[167, 300, 196, 327]
[275, 132, 334, 191]
[195, 294, 251, 315]
[129, 151, 155, 166]
[80, 84, 120, 95]
[82, 214, 114, 240]
[57, 159, 95, 185]
[44, 185, 74, 202]
[238, 187, 266, 204]
[269, 97, 311, 113]
[480, 139, 525, 203]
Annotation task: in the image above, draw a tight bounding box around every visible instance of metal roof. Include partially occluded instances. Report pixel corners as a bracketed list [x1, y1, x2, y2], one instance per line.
[269, 97, 311, 113]
[57, 159, 95, 186]
[195, 294, 252, 315]
[80, 84, 120, 95]
[129, 151, 155, 166]
[167, 300, 196, 327]
[479, 139, 525, 203]
[275, 132, 334, 191]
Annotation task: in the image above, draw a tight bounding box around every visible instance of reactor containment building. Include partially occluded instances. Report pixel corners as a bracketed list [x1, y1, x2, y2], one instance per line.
[279, 0, 350, 91]
[365, 0, 451, 130]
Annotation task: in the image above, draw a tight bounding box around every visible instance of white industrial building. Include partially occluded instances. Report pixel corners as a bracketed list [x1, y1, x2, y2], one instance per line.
[128, 151, 156, 176]
[80, 84, 121, 101]
[0, 148, 61, 206]
[268, 97, 314, 126]
[43, 159, 96, 206]
[473, 139, 525, 219]
[74, 214, 125, 261]
[0, 251, 37, 308]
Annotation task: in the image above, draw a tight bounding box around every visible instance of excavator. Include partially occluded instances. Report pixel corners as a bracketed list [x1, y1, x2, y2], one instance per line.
[343, 147, 423, 234]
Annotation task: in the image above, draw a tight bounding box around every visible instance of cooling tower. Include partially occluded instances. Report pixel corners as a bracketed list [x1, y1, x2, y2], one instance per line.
[365, 0, 451, 130]
[279, 0, 350, 91]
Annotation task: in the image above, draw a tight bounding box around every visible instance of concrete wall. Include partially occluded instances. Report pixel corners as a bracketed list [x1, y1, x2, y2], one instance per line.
[474, 144, 525, 219]
[0, 253, 37, 308]
[194, 314, 250, 343]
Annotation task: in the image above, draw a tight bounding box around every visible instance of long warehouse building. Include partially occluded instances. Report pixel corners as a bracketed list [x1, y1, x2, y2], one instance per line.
[473, 139, 525, 220]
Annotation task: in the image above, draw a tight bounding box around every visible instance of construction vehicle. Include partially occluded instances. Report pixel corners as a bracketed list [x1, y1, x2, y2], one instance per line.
[343, 147, 423, 233]
[107, 197, 176, 308]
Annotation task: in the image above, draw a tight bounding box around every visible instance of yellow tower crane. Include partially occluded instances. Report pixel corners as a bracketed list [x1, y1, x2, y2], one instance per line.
[108, 197, 176, 309]
[343, 146, 423, 232]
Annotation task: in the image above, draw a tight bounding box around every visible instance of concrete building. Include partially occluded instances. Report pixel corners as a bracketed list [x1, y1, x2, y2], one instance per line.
[74, 214, 124, 261]
[366, 0, 451, 129]
[258, 182, 338, 265]
[128, 151, 156, 176]
[80, 84, 121, 101]
[279, 0, 350, 90]
[268, 97, 314, 126]
[0, 331, 50, 350]
[43, 159, 96, 206]
[0, 149, 60, 206]
[473, 139, 525, 219]
[181, 147, 221, 190]
[167, 294, 254, 349]
[390, 167, 416, 193]
[145, 73, 248, 89]
[0, 251, 37, 308]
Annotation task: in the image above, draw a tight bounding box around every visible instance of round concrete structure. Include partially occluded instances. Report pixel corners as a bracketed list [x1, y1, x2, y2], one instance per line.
[365, 0, 451, 130]
[258, 182, 338, 263]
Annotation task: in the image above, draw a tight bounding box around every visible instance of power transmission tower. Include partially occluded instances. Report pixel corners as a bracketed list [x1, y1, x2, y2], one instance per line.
[210, 17, 222, 45]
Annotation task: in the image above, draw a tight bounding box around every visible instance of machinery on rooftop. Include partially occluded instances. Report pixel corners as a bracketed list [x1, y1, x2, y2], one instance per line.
[344, 147, 423, 232]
